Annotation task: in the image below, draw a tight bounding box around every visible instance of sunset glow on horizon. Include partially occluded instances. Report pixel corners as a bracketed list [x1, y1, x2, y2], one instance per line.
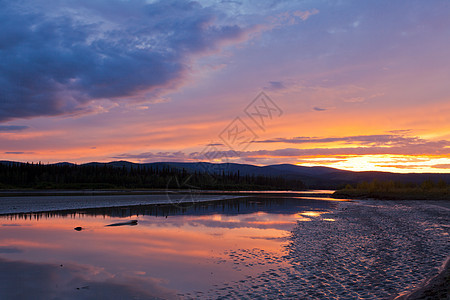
[1, 0, 449, 173]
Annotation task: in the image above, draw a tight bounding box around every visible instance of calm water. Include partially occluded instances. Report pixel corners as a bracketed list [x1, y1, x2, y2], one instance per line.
[0, 195, 340, 299]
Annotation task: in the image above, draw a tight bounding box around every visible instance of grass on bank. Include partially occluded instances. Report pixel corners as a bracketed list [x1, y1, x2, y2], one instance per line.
[334, 179, 450, 200]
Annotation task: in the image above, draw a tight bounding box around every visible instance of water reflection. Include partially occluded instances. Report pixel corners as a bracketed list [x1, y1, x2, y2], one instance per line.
[0, 196, 339, 299]
[1, 196, 336, 220]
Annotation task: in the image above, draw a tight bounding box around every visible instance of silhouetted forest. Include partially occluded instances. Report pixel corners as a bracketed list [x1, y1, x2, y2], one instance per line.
[0, 162, 305, 190]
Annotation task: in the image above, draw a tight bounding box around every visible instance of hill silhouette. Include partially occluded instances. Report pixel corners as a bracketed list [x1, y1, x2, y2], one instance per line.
[0, 160, 449, 190]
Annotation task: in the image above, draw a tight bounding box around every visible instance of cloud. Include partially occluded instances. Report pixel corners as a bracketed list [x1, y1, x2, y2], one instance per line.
[432, 164, 450, 169]
[292, 9, 319, 21]
[270, 9, 319, 28]
[0, 125, 29, 132]
[113, 132, 450, 164]
[235, 144, 450, 158]
[113, 151, 191, 162]
[114, 149, 238, 162]
[343, 93, 384, 103]
[374, 164, 423, 169]
[0, 258, 177, 299]
[388, 129, 412, 135]
[264, 81, 286, 91]
[344, 97, 365, 103]
[0, 0, 256, 122]
[256, 134, 443, 148]
[313, 107, 327, 111]
[4, 152, 35, 155]
[0, 246, 22, 254]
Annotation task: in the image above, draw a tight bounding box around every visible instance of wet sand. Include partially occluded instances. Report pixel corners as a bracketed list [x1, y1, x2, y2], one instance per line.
[396, 257, 450, 300]
[207, 200, 449, 299]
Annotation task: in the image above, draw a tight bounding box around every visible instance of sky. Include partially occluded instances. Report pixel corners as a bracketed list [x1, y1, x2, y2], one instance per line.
[1, 0, 449, 173]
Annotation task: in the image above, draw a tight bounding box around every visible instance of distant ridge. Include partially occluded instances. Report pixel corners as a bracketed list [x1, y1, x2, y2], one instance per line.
[1, 160, 449, 188]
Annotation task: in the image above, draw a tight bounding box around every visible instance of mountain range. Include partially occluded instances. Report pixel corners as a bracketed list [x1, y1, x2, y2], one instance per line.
[2, 160, 449, 188]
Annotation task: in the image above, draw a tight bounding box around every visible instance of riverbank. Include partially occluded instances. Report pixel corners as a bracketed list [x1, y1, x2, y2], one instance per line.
[333, 189, 450, 200]
[208, 199, 450, 299]
[396, 257, 450, 299]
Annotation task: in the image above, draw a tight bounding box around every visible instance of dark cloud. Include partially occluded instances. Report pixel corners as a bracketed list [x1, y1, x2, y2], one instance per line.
[113, 151, 191, 162]
[0, 125, 29, 132]
[0, 246, 22, 254]
[4, 152, 35, 155]
[114, 149, 238, 162]
[114, 135, 450, 163]
[388, 129, 412, 135]
[313, 107, 327, 111]
[0, 0, 252, 122]
[220, 0, 243, 4]
[256, 134, 442, 147]
[114, 133, 450, 163]
[241, 144, 450, 157]
[264, 81, 286, 91]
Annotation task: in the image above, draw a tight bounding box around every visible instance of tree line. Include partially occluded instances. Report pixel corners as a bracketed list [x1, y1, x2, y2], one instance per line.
[343, 178, 448, 192]
[0, 162, 305, 190]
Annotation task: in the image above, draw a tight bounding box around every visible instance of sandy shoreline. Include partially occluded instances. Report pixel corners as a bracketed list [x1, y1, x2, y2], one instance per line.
[395, 256, 450, 299]
[207, 199, 450, 299]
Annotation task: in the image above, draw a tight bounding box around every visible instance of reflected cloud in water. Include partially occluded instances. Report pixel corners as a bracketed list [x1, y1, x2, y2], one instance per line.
[0, 258, 177, 300]
[0, 196, 339, 297]
[0, 246, 22, 254]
